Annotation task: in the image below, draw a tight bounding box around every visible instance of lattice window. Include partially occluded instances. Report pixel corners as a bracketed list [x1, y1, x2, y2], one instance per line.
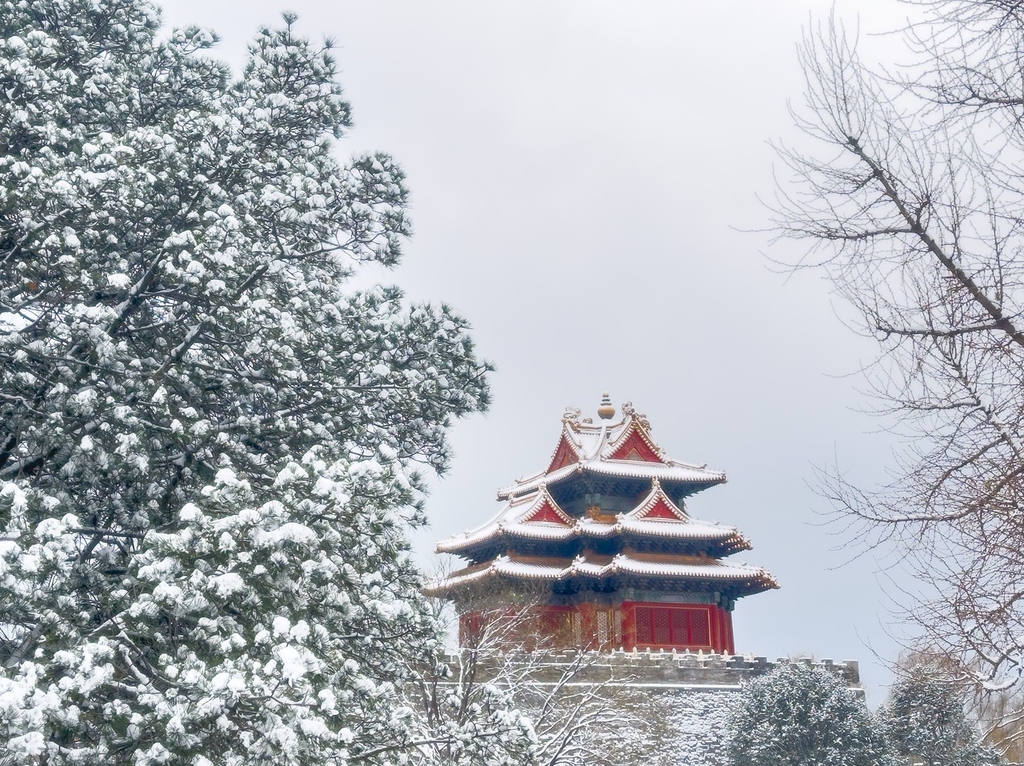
[632, 605, 712, 648]
[671, 608, 690, 644]
[635, 606, 653, 644]
[596, 610, 609, 646]
[614, 609, 622, 645]
[689, 610, 710, 645]
[653, 607, 671, 645]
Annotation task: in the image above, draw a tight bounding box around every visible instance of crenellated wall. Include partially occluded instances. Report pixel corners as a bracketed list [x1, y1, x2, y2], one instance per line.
[453, 648, 860, 691]
[440, 650, 862, 766]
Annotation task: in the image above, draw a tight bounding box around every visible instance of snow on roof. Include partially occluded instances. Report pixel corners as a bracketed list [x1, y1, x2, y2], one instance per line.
[497, 402, 725, 500]
[430, 552, 778, 594]
[436, 480, 750, 556]
[431, 398, 777, 603]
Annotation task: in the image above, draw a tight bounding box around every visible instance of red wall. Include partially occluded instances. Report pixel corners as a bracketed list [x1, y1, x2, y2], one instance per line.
[459, 602, 736, 654]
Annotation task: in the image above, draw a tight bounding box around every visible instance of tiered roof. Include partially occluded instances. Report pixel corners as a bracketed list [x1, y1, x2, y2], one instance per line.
[436, 553, 773, 592]
[497, 401, 726, 501]
[432, 399, 777, 600]
[438, 481, 752, 560]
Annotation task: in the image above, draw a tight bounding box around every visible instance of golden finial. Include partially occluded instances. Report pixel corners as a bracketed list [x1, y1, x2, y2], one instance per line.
[597, 393, 615, 420]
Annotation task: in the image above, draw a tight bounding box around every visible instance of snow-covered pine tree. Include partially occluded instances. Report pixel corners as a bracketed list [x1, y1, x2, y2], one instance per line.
[0, 2, 525, 764]
[727, 662, 896, 766]
[883, 665, 999, 766]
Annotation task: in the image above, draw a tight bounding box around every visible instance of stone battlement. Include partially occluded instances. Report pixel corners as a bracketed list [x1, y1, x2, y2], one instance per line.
[447, 649, 860, 690]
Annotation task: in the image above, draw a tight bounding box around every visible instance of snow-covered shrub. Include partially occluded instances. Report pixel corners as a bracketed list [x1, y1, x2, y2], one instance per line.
[727, 662, 896, 766]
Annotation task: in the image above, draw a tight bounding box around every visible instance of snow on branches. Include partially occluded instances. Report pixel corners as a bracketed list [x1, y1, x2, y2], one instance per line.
[726, 663, 894, 766]
[0, 1, 500, 764]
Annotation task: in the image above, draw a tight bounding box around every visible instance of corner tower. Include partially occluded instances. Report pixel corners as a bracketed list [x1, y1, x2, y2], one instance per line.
[430, 396, 778, 653]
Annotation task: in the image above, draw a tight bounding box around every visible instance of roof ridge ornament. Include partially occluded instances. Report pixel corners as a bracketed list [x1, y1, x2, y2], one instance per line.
[597, 393, 615, 420]
[562, 406, 582, 424]
[620, 401, 651, 431]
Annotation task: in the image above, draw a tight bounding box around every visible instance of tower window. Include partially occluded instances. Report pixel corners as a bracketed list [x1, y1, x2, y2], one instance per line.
[634, 605, 711, 648]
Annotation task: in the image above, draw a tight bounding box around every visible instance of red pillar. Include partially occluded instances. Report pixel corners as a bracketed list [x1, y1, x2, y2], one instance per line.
[621, 602, 636, 651]
[707, 606, 717, 652]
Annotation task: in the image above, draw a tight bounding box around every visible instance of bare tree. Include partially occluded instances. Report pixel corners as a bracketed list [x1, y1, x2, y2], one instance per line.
[893, 650, 1023, 760]
[409, 597, 643, 766]
[774, 0, 1024, 698]
[975, 684, 1024, 761]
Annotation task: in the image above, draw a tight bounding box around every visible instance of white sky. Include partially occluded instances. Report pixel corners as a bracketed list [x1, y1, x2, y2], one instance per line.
[160, 0, 919, 704]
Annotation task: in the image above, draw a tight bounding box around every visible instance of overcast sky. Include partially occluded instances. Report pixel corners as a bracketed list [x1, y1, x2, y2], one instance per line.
[160, 0, 918, 704]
